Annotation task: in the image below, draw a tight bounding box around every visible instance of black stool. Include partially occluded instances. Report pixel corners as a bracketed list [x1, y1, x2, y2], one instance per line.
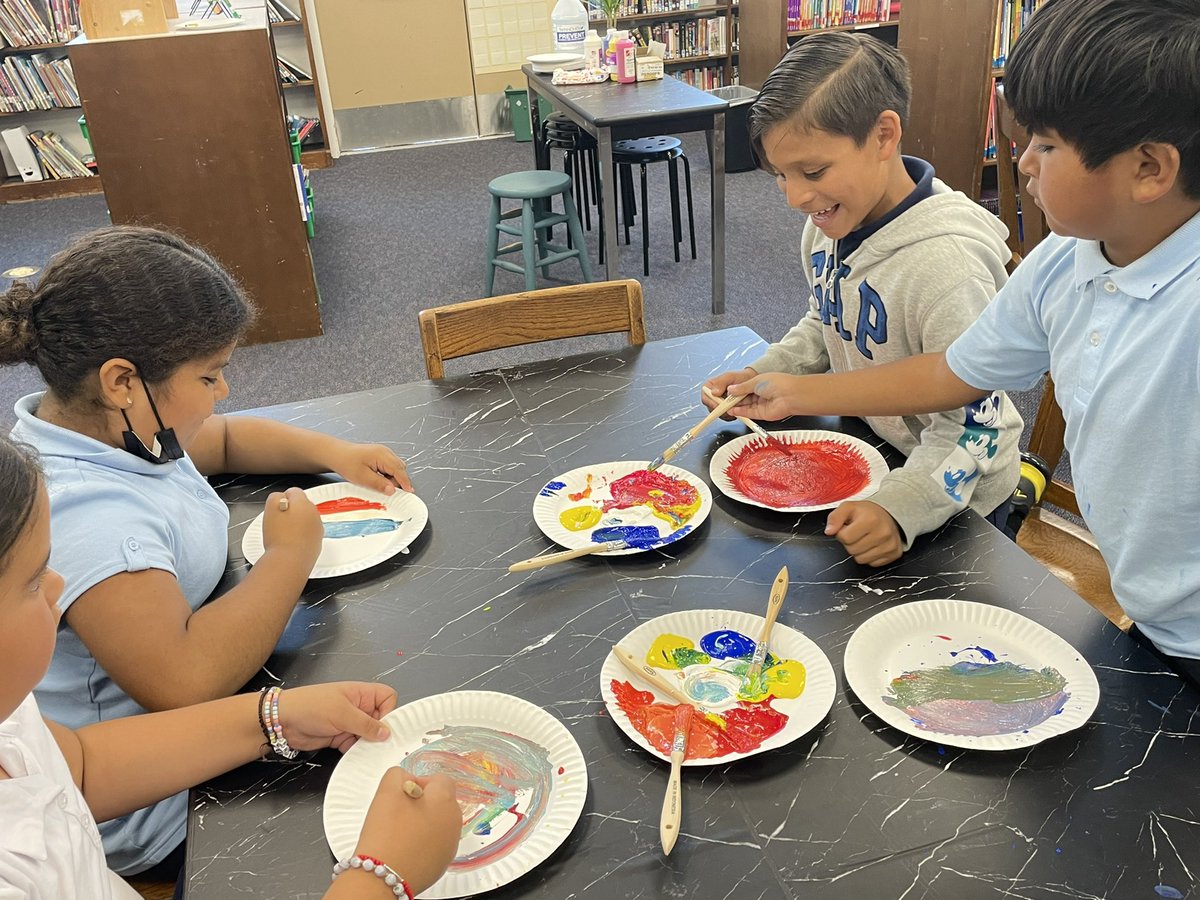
[612, 136, 696, 277]
[543, 112, 600, 237]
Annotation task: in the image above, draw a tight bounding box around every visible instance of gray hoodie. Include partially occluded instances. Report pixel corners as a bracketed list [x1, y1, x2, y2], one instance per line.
[751, 157, 1023, 547]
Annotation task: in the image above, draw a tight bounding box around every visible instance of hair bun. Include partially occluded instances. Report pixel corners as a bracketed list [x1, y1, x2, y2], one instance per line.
[0, 281, 39, 365]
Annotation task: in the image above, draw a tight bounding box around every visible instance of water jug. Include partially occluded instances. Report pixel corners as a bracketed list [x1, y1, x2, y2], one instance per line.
[551, 0, 589, 54]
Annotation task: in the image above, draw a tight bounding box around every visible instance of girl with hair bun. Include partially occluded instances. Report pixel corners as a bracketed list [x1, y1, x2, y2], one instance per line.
[0, 226, 416, 878]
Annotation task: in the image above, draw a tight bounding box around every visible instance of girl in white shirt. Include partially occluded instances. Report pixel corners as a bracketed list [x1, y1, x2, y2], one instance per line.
[0, 435, 460, 900]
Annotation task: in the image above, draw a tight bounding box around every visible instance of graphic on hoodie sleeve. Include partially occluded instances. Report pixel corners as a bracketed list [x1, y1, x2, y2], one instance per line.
[930, 392, 1006, 503]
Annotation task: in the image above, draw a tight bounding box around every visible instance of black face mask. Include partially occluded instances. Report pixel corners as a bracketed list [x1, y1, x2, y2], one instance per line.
[120, 377, 184, 464]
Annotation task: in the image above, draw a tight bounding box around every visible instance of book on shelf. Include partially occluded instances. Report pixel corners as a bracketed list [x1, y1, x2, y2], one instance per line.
[632, 15, 726, 59]
[0, 0, 81, 47]
[1, 122, 91, 181]
[0, 50, 78, 112]
[786, 0, 895, 31]
[287, 113, 321, 147]
[276, 52, 311, 81]
[992, 0, 1045, 67]
[589, 0, 705, 19]
[265, 0, 299, 23]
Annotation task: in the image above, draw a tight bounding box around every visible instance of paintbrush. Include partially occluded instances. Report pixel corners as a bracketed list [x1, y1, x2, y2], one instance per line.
[508, 539, 627, 572]
[659, 702, 693, 856]
[744, 566, 789, 696]
[611, 644, 726, 728]
[702, 385, 795, 454]
[647, 391, 746, 472]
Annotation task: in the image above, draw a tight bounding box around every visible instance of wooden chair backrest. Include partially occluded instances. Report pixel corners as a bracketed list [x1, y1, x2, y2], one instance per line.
[1027, 374, 1080, 517]
[418, 279, 647, 379]
[993, 83, 1049, 263]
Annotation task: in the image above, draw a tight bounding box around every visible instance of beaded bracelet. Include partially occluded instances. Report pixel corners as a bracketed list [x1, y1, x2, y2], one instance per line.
[259, 686, 299, 760]
[332, 854, 414, 899]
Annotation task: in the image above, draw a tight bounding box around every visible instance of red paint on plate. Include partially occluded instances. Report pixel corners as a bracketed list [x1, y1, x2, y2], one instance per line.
[725, 438, 870, 508]
[316, 497, 388, 515]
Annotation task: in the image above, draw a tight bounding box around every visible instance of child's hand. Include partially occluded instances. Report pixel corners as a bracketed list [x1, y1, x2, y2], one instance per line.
[726, 372, 804, 421]
[329, 442, 414, 495]
[262, 487, 323, 566]
[825, 501, 903, 567]
[354, 768, 461, 895]
[276, 682, 398, 753]
[702, 368, 757, 419]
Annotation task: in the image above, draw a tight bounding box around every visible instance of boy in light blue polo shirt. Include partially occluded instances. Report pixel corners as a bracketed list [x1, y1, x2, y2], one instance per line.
[718, 0, 1200, 686]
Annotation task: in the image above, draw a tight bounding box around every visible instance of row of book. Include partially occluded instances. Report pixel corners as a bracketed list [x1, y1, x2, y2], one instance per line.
[786, 0, 896, 31]
[634, 15, 727, 59]
[1, 123, 93, 181]
[992, 0, 1045, 67]
[0, 0, 79, 47]
[287, 113, 321, 147]
[672, 62, 731, 91]
[982, 81, 1015, 162]
[266, 0, 299, 24]
[589, 0, 704, 18]
[1, 50, 78, 112]
[276, 53, 312, 84]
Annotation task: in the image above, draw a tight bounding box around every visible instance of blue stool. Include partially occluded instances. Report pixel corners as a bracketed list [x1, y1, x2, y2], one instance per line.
[486, 170, 593, 296]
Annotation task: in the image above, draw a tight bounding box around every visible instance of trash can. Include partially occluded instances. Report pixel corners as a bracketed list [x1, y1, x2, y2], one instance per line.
[708, 85, 759, 173]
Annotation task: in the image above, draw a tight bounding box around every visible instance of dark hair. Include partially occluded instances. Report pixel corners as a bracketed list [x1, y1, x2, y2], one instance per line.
[749, 31, 911, 169]
[0, 436, 42, 567]
[1006, 0, 1200, 198]
[0, 226, 256, 399]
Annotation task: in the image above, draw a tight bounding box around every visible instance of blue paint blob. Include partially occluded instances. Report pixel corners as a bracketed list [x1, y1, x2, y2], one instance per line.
[539, 480, 566, 497]
[323, 519, 400, 539]
[690, 680, 734, 703]
[1154, 886, 1184, 899]
[700, 629, 756, 660]
[1054, 847, 1062, 854]
[591, 525, 661, 548]
[950, 645, 998, 662]
[660, 525, 692, 545]
[937, 746, 946, 756]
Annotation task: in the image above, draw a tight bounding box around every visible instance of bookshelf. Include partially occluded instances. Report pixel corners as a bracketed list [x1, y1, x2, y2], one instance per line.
[265, 0, 330, 169]
[738, 0, 899, 90]
[590, 1, 738, 90]
[0, 0, 102, 203]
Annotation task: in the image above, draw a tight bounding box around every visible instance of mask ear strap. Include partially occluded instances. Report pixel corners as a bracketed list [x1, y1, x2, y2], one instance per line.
[140, 376, 168, 432]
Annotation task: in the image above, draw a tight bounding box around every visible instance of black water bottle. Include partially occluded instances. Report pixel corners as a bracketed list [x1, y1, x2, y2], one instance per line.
[1006, 452, 1052, 536]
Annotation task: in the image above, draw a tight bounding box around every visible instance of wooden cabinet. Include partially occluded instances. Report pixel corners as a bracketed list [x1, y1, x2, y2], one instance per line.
[69, 11, 323, 344]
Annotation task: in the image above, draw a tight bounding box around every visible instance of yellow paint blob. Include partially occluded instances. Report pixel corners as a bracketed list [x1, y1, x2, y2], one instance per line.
[761, 659, 807, 699]
[646, 633, 711, 670]
[559, 506, 602, 531]
[644, 488, 703, 526]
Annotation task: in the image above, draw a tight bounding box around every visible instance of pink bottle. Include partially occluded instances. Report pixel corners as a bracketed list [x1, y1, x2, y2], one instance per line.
[615, 33, 637, 84]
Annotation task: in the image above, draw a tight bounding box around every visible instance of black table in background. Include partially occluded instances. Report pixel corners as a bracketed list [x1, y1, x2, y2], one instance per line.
[186, 328, 1199, 900]
[523, 68, 727, 314]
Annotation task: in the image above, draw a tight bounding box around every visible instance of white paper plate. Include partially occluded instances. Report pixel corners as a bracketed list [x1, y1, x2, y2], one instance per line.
[844, 599, 1100, 750]
[600, 609, 836, 766]
[324, 691, 587, 899]
[527, 52, 585, 73]
[532, 461, 711, 557]
[709, 429, 889, 512]
[241, 482, 428, 579]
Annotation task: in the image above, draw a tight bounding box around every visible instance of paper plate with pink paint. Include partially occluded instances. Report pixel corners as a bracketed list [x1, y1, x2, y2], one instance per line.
[241, 482, 429, 578]
[844, 599, 1100, 750]
[532, 461, 712, 557]
[708, 429, 889, 512]
[600, 609, 837, 766]
[323, 691, 587, 899]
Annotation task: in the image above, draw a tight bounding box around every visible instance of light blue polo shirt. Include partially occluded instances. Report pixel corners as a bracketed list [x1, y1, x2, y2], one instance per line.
[947, 209, 1200, 658]
[11, 393, 230, 874]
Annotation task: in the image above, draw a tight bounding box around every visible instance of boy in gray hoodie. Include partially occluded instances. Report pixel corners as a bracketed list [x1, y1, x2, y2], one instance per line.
[704, 33, 1022, 567]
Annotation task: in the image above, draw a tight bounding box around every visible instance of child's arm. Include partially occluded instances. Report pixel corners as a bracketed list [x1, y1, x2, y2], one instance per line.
[63, 486, 323, 709]
[46, 682, 394, 823]
[728, 352, 989, 422]
[189, 415, 413, 494]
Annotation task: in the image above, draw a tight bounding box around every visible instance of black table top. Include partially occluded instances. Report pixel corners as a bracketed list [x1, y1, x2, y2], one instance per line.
[186, 328, 1199, 900]
[523, 67, 727, 128]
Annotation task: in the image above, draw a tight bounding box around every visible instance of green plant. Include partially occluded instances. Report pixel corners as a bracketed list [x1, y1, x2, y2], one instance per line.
[595, 0, 622, 30]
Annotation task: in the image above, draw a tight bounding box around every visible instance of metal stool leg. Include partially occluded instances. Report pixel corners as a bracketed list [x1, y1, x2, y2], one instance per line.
[562, 153, 575, 251]
[682, 153, 697, 260]
[639, 162, 649, 277]
[562, 189, 593, 282]
[575, 148, 591, 231]
[520, 198, 538, 292]
[485, 194, 501, 296]
[619, 164, 633, 245]
[668, 156, 682, 263]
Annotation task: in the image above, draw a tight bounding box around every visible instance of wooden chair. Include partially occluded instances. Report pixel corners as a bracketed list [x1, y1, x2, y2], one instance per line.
[418, 279, 646, 380]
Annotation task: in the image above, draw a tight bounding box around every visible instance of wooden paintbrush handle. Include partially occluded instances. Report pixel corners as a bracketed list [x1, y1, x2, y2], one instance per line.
[508, 541, 623, 572]
[660, 754, 683, 856]
[702, 385, 765, 438]
[687, 391, 746, 439]
[612, 645, 705, 710]
[757, 565, 789, 648]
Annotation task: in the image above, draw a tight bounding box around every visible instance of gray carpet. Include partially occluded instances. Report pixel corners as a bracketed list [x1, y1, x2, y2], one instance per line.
[0, 134, 1052, 474]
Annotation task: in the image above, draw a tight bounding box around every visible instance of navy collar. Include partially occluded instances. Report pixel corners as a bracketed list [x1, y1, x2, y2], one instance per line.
[837, 156, 936, 261]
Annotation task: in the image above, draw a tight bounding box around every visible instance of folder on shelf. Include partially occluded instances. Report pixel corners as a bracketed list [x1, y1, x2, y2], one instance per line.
[1, 124, 42, 181]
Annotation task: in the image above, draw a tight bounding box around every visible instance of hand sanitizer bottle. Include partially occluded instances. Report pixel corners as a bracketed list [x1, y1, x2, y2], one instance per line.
[583, 29, 603, 68]
[552, 0, 589, 55]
